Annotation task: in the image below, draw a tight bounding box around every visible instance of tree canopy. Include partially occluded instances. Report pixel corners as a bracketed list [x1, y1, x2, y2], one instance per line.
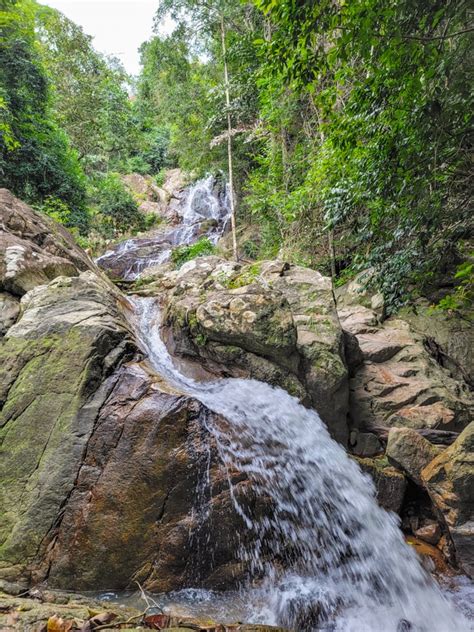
[0, 0, 472, 309]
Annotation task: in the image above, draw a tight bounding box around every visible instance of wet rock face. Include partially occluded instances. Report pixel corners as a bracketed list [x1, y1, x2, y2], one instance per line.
[354, 456, 407, 514]
[40, 363, 258, 592]
[162, 258, 349, 444]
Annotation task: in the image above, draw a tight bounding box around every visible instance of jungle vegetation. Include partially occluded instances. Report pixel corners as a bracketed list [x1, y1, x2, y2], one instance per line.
[0, 0, 472, 310]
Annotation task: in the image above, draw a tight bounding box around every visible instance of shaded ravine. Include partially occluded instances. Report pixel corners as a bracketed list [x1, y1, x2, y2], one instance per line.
[127, 297, 472, 632]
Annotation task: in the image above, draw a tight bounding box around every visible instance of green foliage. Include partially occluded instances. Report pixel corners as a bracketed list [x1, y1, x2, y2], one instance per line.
[334, 266, 358, 289]
[241, 238, 260, 260]
[247, 0, 473, 310]
[226, 263, 262, 289]
[171, 237, 216, 268]
[35, 4, 139, 174]
[92, 173, 145, 234]
[154, 169, 166, 187]
[40, 196, 73, 225]
[0, 0, 89, 232]
[435, 260, 474, 312]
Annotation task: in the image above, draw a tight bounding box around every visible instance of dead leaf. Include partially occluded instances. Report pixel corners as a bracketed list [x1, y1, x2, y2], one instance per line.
[143, 613, 170, 630]
[46, 615, 73, 632]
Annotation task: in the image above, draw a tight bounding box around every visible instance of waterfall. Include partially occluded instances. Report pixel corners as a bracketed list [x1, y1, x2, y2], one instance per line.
[129, 297, 472, 632]
[96, 175, 231, 280]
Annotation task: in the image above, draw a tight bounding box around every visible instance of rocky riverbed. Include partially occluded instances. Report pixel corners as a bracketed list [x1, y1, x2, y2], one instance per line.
[1, 182, 473, 630]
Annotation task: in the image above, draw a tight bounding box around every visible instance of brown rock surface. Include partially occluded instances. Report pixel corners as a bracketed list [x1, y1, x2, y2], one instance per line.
[163, 258, 349, 443]
[41, 362, 259, 592]
[336, 293, 473, 436]
[421, 422, 474, 577]
[386, 427, 440, 486]
[400, 302, 474, 387]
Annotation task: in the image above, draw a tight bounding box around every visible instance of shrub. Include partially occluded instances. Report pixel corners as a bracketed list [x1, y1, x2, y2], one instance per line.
[93, 173, 145, 234]
[171, 237, 216, 268]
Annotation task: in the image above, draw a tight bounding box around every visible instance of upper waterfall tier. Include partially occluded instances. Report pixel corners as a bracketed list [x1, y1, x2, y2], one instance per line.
[96, 175, 231, 281]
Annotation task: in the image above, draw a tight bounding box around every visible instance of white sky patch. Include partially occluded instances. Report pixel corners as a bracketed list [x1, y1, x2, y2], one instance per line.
[39, 1, 172, 76]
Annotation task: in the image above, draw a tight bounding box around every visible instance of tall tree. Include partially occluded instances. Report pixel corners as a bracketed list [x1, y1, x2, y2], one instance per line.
[35, 4, 138, 174]
[140, 0, 263, 257]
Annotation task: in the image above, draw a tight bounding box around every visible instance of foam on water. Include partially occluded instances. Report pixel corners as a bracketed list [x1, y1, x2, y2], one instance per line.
[128, 297, 472, 632]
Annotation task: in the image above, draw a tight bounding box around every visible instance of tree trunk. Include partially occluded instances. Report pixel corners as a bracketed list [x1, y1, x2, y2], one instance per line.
[220, 14, 238, 261]
[328, 229, 337, 281]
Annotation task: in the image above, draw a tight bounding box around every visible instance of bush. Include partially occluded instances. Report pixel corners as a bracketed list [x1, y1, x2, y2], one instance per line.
[40, 196, 73, 225]
[171, 237, 216, 268]
[154, 168, 166, 187]
[92, 173, 145, 234]
[435, 260, 474, 312]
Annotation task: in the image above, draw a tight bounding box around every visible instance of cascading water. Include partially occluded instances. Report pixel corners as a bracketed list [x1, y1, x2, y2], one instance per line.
[128, 297, 472, 632]
[96, 175, 230, 280]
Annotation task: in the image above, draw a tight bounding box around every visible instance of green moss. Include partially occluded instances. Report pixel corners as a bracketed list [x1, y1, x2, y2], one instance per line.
[195, 333, 208, 347]
[186, 310, 199, 331]
[130, 275, 155, 290]
[226, 262, 262, 289]
[0, 328, 111, 567]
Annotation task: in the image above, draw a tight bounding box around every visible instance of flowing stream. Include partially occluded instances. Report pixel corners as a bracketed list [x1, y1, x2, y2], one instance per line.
[104, 178, 471, 631]
[128, 297, 472, 632]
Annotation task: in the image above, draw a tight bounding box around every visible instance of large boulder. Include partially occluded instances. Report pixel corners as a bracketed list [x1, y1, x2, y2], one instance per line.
[386, 427, 440, 486]
[0, 188, 93, 297]
[0, 272, 135, 584]
[162, 258, 349, 444]
[337, 293, 473, 437]
[38, 362, 261, 592]
[421, 422, 474, 577]
[353, 456, 407, 514]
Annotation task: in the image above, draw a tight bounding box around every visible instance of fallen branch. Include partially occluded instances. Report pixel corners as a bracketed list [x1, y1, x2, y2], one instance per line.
[135, 581, 164, 613]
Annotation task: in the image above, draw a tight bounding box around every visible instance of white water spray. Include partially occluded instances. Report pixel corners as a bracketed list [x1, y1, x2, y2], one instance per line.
[129, 297, 471, 632]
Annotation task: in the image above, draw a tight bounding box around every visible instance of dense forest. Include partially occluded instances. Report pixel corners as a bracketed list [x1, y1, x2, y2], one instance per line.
[1, 0, 472, 312]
